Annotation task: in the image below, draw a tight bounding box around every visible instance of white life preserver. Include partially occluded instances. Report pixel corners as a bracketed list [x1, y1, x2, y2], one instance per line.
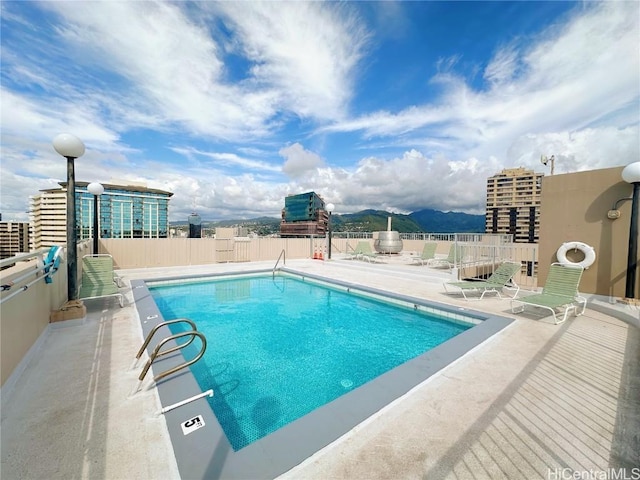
[556, 241, 596, 269]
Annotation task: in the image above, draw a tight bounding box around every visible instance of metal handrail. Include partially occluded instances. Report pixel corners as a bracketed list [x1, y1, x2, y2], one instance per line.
[0, 250, 46, 269]
[273, 249, 286, 277]
[135, 318, 197, 360]
[138, 331, 207, 383]
[1, 249, 59, 305]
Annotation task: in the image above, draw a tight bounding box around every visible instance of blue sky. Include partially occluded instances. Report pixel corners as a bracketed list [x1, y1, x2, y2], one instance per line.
[1, 1, 638, 222]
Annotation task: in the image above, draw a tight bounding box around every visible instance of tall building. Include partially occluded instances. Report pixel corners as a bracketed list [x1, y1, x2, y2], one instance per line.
[485, 167, 543, 243]
[188, 213, 202, 238]
[280, 191, 329, 237]
[29, 189, 67, 250]
[0, 221, 30, 261]
[30, 181, 173, 250]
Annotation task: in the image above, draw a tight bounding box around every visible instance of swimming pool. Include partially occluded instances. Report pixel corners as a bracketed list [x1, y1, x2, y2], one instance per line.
[149, 273, 471, 450]
[132, 267, 513, 480]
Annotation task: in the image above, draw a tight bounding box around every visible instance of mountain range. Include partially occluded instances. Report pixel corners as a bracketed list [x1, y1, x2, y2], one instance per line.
[174, 208, 486, 234]
[327, 208, 485, 233]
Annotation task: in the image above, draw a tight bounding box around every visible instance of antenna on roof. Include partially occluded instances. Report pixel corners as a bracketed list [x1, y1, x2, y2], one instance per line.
[541, 155, 555, 175]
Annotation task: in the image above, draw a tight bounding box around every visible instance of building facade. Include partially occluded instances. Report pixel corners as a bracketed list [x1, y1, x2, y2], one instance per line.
[0, 222, 30, 261]
[29, 189, 67, 250]
[29, 181, 173, 250]
[280, 191, 329, 237]
[485, 167, 543, 243]
[537, 165, 638, 298]
[188, 213, 202, 238]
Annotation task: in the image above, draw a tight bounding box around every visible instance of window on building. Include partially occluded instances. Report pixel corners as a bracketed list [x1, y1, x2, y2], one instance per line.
[112, 199, 134, 238]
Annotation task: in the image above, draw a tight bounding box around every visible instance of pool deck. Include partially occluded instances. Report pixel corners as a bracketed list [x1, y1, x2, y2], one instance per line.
[1, 256, 639, 479]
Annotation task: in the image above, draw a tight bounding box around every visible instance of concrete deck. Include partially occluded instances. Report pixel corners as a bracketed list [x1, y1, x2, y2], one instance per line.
[1, 257, 638, 479]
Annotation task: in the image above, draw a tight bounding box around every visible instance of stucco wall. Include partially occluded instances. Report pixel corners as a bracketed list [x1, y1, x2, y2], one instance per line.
[0, 255, 68, 387]
[538, 166, 638, 298]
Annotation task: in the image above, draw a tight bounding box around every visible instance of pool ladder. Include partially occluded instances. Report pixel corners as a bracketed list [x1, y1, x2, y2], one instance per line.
[134, 318, 207, 391]
[273, 249, 286, 277]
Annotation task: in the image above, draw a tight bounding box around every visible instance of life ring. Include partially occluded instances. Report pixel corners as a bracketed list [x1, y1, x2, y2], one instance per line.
[44, 246, 63, 284]
[556, 241, 596, 269]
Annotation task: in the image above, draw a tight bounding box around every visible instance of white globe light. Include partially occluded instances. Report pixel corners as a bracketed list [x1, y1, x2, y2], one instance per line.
[326, 203, 335, 212]
[53, 133, 85, 158]
[87, 182, 104, 195]
[621, 162, 640, 184]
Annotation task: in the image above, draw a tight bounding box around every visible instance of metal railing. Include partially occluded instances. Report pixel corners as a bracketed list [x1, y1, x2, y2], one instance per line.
[0, 249, 57, 304]
[273, 249, 286, 277]
[135, 318, 198, 360]
[135, 319, 206, 389]
[138, 331, 206, 384]
[0, 250, 44, 270]
[331, 232, 514, 243]
[452, 241, 539, 289]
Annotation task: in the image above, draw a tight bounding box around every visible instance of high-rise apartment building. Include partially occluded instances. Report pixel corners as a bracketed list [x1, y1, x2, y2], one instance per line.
[485, 167, 543, 243]
[29, 189, 67, 250]
[30, 181, 173, 250]
[0, 221, 30, 261]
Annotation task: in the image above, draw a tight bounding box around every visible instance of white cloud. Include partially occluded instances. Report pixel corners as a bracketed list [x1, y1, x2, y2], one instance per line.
[0, 89, 120, 147]
[323, 1, 639, 167]
[507, 126, 640, 173]
[280, 143, 325, 179]
[265, 149, 500, 215]
[333, 150, 501, 214]
[211, 1, 370, 121]
[149, 171, 290, 222]
[170, 147, 282, 174]
[43, 1, 263, 139]
[483, 45, 520, 86]
[31, 1, 369, 141]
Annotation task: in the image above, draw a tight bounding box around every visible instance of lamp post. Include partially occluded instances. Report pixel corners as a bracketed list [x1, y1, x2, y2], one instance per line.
[622, 162, 640, 301]
[326, 203, 335, 260]
[87, 182, 104, 254]
[53, 133, 85, 302]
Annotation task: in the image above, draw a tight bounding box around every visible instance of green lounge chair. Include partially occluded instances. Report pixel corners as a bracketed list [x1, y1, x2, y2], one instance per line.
[412, 242, 438, 266]
[430, 244, 465, 270]
[78, 254, 124, 307]
[511, 262, 586, 324]
[346, 241, 365, 260]
[346, 241, 366, 260]
[443, 261, 521, 300]
[352, 241, 385, 263]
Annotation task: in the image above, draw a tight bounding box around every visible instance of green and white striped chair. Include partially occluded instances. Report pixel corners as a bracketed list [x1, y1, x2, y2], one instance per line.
[78, 254, 124, 307]
[443, 261, 521, 300]
[511, 263, 586, 324]
[412, 242, 438, 266]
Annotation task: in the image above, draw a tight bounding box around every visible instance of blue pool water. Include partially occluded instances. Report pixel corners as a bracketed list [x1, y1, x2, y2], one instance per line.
[149, 275, 471, 450]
